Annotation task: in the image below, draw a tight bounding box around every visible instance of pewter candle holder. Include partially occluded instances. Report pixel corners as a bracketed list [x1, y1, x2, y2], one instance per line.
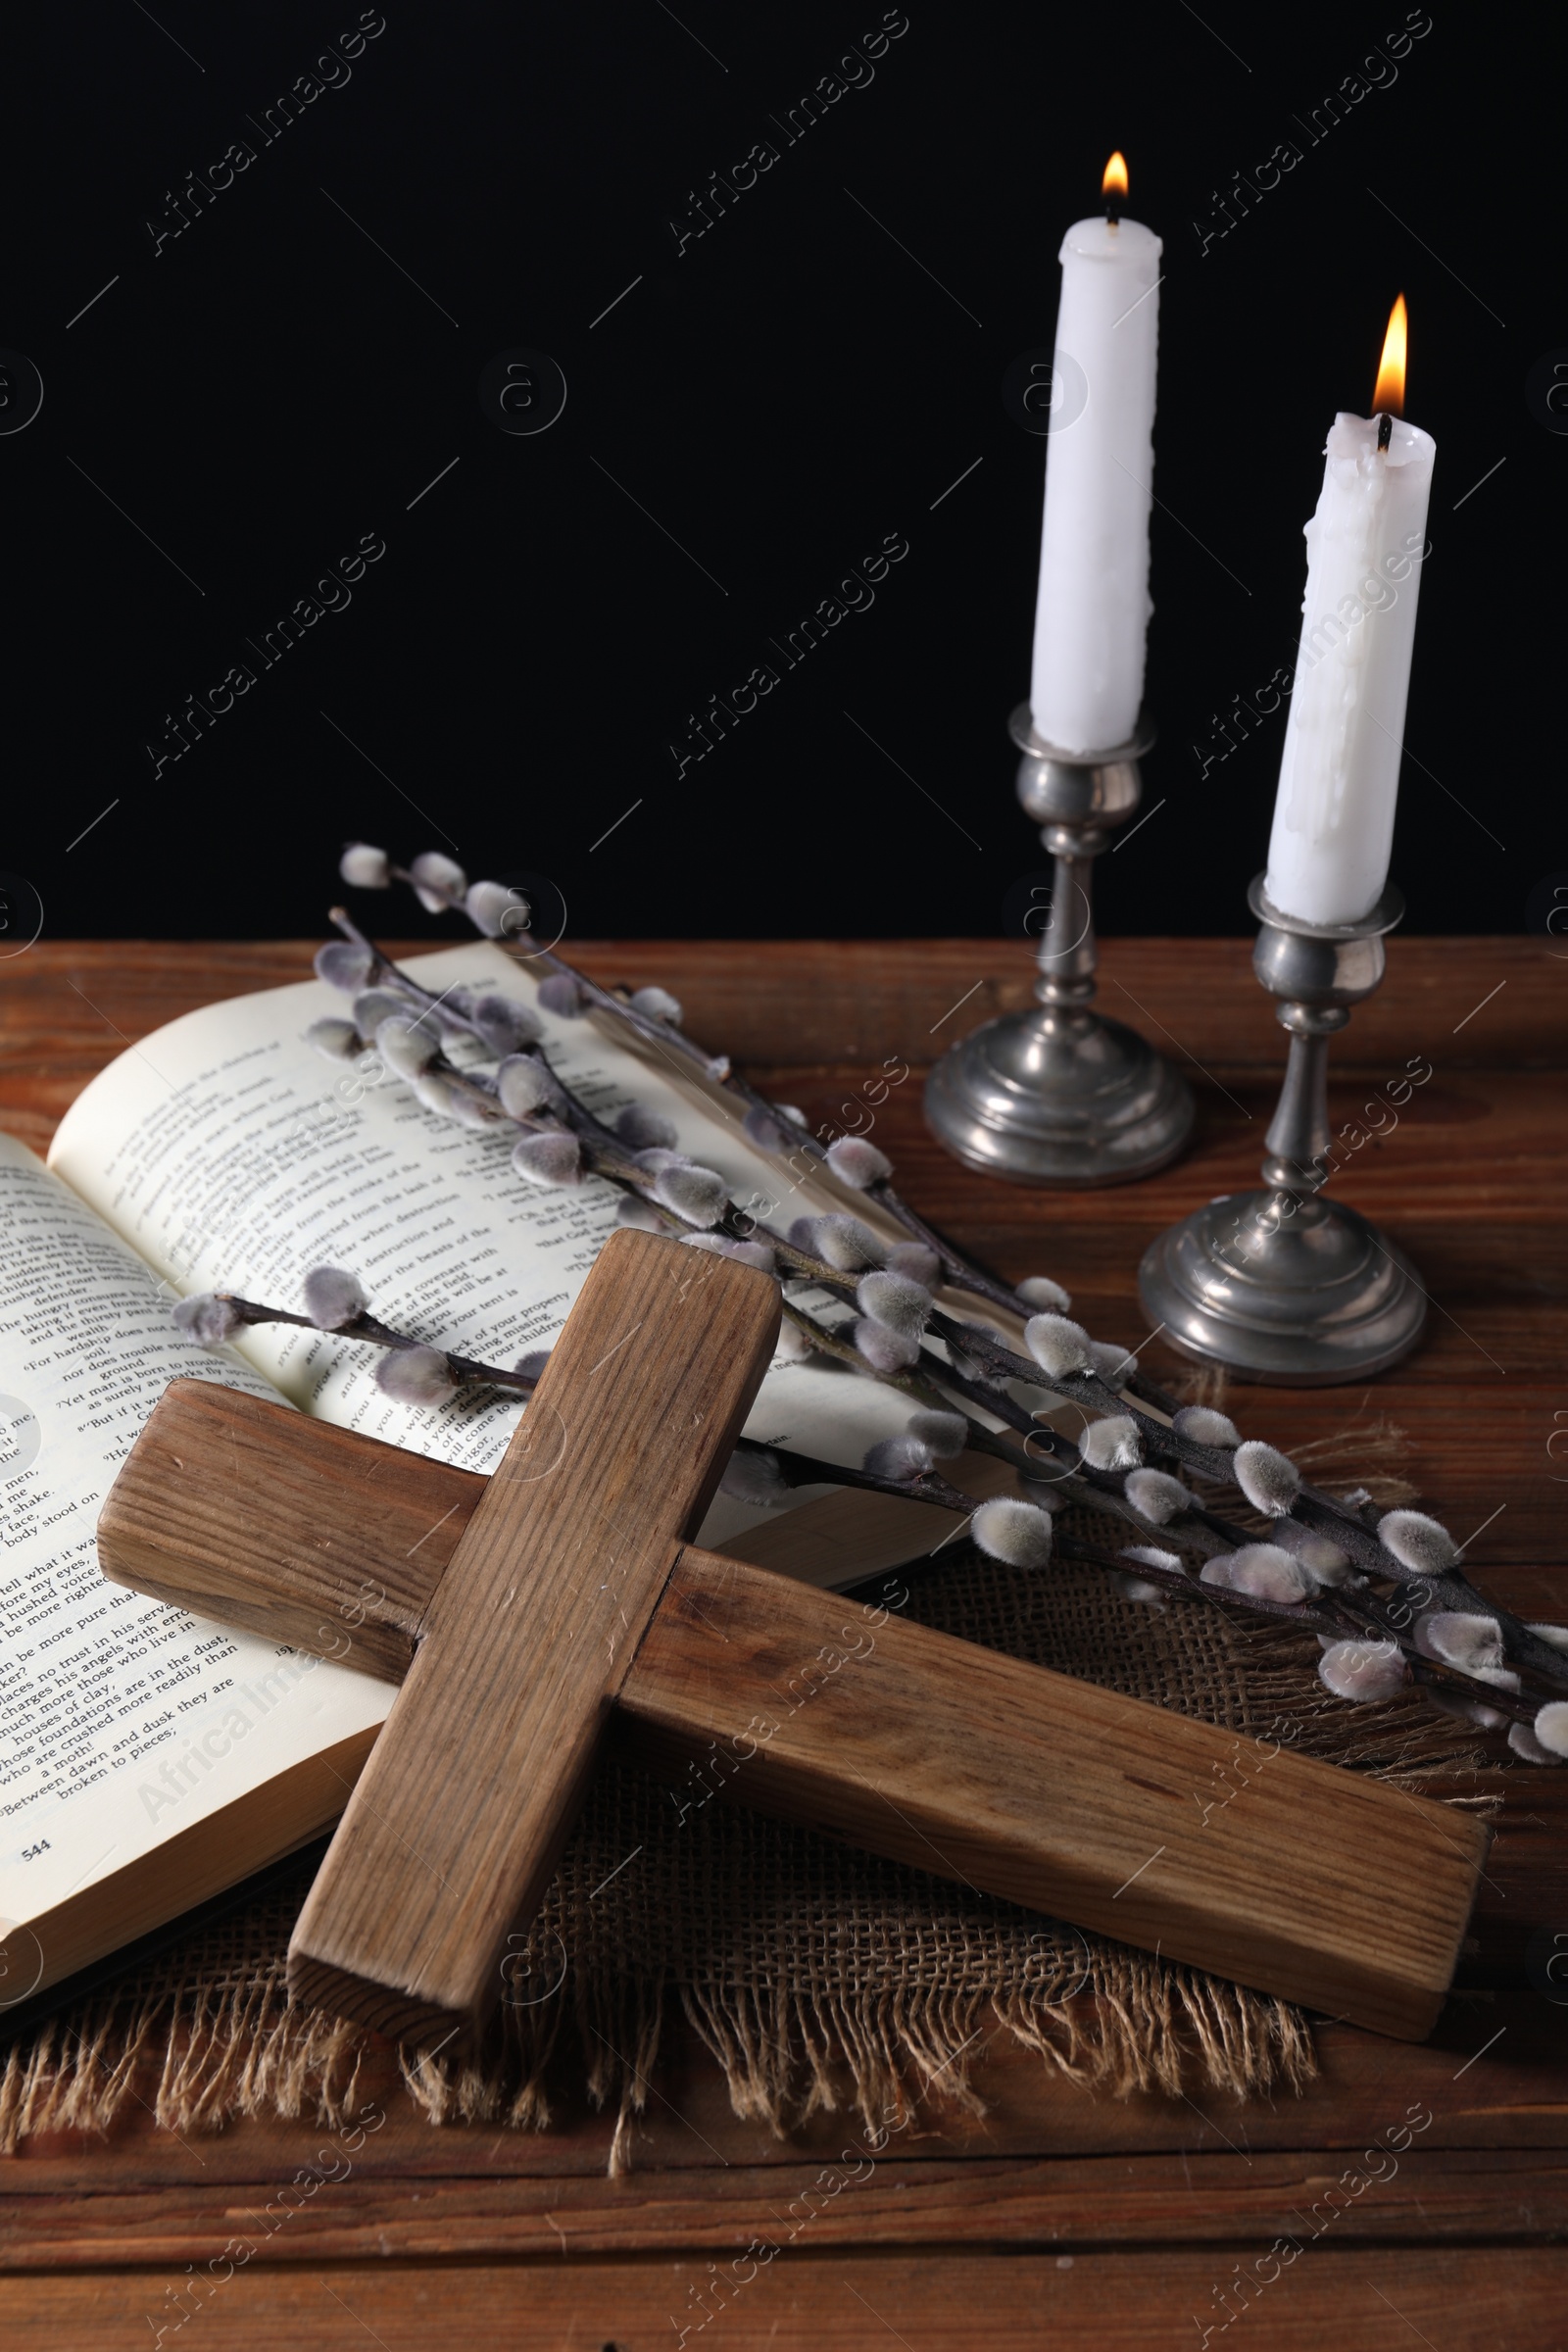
[923, 704, 1194, 1186]
[1137, 874, 1427, 1385]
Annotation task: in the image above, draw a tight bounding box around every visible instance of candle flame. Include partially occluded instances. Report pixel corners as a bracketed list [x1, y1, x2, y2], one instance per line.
[1373, 293, 1407, 416]
[1102, 151, 1129, 199]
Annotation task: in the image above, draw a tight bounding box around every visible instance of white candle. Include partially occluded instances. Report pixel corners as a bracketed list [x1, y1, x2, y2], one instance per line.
[1028, 158, 1160, 757]
[1264, 300, 1436, 927]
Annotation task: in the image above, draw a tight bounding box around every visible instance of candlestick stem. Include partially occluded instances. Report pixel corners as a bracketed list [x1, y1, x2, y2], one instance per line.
[1038, 828, 1102, 1001]
[1137, 877, 1426, 1384]
[923, 706, 1193, 1186]
[1261, 1005, 1346, 1196]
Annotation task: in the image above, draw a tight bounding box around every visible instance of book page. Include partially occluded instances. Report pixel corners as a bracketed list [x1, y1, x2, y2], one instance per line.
[48, 944, 931, 1542]
[0, 1137, 389, 1966]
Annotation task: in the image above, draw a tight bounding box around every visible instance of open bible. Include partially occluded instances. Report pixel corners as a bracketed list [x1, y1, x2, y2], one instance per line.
[2, 943, 1020, 2003]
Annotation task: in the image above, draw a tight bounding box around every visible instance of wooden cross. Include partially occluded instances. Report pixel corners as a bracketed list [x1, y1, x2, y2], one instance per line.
[99, 1231, 1487, 2048]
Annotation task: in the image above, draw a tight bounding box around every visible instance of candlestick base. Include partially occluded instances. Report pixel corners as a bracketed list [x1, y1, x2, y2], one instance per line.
[924, 1004, 1194, 1187]
[1136, 877, 1427, 1385]
[1137, 1190, 1427, 1386]
[923, 707, 1194, 1188]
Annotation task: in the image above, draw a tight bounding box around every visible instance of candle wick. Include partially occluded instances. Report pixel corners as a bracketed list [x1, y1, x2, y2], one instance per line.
[1376, 413, 1393, 454]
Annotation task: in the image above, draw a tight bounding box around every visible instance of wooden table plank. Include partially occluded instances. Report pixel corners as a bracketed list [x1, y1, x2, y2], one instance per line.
[0, 936, 1557, 1153]
[5, 2151, 1567, 2269]
[3, 2248, 1563, 2349]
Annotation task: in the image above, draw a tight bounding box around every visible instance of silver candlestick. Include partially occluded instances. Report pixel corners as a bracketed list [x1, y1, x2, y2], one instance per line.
[1137, 874, 1427, 1385]
[923, 704, 1194, 1185]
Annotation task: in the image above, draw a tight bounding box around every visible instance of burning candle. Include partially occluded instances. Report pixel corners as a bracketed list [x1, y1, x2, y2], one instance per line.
[1263, 296, 1437, 927]
[1027, 152, 1161, 757]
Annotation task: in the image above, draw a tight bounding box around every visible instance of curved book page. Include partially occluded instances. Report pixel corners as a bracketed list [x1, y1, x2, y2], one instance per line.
[0, 1136, 388, 1995]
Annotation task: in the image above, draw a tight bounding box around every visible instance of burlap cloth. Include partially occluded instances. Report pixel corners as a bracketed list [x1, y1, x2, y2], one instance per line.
[0, 1443, 1490, 2168]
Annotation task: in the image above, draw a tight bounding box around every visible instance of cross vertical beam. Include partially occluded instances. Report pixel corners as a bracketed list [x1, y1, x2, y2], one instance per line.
[285, 1233, 779, 2040]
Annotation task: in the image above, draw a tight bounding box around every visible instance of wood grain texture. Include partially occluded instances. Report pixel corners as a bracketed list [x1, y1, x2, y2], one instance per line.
[5, 939, 1565, 2294]
[96, 1381, 477, 1683]
[2, 2249, 1562, 2349]
[286, 1230, 781, 2041]
[6, 2146, 1564, 2267]
[621, 1549, 1490, 2042]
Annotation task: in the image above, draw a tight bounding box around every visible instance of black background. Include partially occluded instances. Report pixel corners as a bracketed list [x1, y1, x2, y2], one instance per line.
[3, 1, 1559, 945]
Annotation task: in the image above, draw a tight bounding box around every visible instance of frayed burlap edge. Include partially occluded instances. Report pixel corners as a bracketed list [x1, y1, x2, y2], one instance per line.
[2, 1950, 1318, 2176]
[0, 1979, 368, 2150]
[678, 1949, 1318, 2143]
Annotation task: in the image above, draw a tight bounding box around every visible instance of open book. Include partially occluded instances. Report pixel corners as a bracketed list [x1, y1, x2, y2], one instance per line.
[2, 943, 1027, 2005]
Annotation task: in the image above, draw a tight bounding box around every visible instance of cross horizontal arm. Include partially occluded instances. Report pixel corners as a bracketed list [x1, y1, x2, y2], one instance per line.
[97, 1379, 478, 1682]
[96, 1378, 1013, 1666]
[618, 1548, 1490, 2043]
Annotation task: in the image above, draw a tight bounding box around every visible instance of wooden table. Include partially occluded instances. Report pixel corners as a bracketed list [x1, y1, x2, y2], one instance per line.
[2, 937, 1564, 2347]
